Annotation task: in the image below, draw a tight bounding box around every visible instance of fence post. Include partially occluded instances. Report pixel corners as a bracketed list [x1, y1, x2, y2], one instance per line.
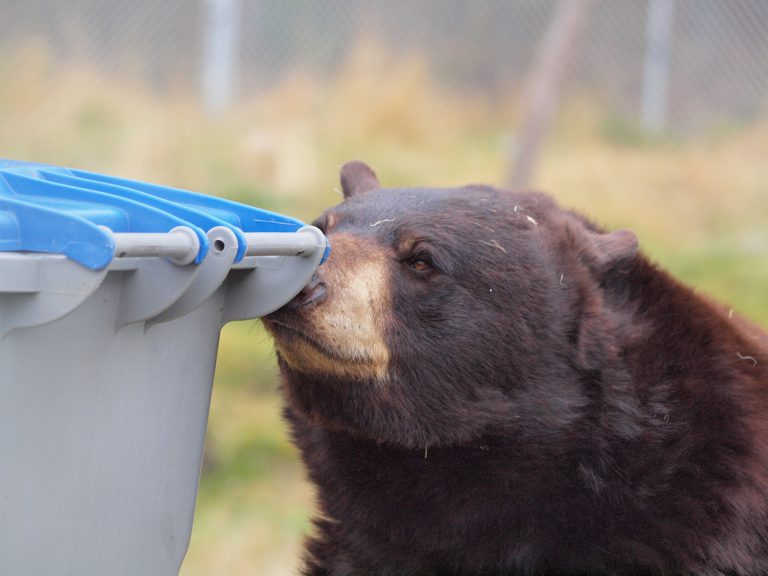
[641, 0, 675, 132]
[506, 0, 594, 190]
[201, 0, 241, 115]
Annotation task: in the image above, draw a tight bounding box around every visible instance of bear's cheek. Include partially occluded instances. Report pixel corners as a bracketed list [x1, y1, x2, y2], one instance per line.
[273, 233, 393, 380]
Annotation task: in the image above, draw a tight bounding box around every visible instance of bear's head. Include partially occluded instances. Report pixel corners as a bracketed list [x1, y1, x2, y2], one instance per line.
[263, 161, 639, 449]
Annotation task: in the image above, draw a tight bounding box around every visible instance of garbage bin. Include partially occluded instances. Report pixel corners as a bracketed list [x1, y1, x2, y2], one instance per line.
[0, 160, 329, 576]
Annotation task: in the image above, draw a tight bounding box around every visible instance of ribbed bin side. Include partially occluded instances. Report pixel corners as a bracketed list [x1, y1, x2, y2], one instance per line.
[0, 274, 224, 576]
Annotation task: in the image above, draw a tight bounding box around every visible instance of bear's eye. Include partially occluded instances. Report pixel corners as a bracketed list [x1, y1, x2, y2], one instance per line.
[409, 255, 433, 273]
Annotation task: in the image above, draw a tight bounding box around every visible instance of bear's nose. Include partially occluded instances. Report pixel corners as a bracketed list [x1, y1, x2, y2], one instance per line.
[294, 272, 326, 308]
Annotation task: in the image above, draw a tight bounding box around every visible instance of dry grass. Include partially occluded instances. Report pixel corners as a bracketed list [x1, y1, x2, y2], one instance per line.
[1, 38, 766, 576]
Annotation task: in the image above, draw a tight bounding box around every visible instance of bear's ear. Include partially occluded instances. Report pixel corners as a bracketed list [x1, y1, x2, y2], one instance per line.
[584, 229, 639, 275]
[340, 161, 380, 198]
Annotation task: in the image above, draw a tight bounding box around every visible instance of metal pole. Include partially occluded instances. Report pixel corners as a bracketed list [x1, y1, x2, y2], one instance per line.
[641, 0, 675, 132]
[201, 0, 241, 115]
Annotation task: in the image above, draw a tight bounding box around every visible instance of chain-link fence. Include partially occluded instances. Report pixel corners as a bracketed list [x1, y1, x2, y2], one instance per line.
[2, 0, 767, 134]
[1, 5, 766, 575]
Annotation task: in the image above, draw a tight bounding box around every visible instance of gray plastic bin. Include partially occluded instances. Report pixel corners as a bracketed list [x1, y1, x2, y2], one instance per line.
[0, 161, 328, 575]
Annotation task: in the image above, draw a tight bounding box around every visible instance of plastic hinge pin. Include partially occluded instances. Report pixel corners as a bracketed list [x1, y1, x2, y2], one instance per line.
[243, 227, 326, 257]
[102, 226, 201, 265]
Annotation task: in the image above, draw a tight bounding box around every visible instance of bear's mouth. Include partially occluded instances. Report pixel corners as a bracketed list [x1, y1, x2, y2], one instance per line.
[263, 318, 346, 362]
[263, 317, 385, 378]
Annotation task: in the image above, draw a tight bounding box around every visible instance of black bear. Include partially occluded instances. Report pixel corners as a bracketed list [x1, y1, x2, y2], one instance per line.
[263, 161, 768, 576]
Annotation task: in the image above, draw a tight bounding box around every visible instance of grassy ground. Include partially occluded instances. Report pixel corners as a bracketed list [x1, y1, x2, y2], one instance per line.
[1, 40, 766, 575]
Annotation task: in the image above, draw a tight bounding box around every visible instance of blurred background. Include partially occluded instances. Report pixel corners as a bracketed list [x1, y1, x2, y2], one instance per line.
[1, 0, 766, 574]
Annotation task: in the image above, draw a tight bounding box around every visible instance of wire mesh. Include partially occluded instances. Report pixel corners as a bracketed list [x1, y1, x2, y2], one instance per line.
[0, 0, 766, 133]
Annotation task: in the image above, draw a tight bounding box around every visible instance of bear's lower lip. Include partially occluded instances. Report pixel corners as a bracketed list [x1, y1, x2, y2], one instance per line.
[262, 317, 312, 343]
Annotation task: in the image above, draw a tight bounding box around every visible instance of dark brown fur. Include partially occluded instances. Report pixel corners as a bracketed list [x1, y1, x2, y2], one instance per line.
[263, 162, 768, 576]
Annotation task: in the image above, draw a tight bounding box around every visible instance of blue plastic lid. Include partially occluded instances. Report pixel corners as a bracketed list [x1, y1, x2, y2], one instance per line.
[0, 160, 328, 270]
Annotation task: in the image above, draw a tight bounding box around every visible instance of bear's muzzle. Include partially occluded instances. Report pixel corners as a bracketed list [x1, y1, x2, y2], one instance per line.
[263, 233, 392, 381]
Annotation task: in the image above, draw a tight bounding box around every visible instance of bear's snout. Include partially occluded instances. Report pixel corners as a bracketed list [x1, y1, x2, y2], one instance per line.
[264, 232, 393, 381]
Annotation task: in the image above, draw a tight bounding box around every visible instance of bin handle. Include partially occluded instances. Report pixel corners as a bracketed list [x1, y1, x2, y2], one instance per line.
[103, 226, 326, 265]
